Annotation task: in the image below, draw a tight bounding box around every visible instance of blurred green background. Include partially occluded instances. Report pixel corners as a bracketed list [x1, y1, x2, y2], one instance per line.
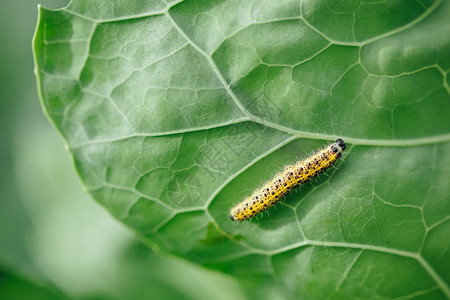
[0, 1, 250, 299]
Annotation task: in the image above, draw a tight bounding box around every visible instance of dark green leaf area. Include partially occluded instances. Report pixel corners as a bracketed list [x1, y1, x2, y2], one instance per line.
[273, 247, 446, 300]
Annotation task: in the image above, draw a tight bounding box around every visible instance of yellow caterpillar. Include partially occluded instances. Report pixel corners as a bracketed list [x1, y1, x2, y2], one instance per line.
[230, 139, 346, 221]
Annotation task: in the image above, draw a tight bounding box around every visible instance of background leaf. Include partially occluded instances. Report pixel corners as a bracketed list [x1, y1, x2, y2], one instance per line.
[34, 0, 450, 298]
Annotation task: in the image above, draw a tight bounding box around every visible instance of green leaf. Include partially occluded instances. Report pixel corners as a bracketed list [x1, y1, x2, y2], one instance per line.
[34, 0, 450, 298]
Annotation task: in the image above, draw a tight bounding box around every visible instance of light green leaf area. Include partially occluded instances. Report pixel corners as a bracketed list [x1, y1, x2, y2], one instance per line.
[34, 0, 450, 298]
